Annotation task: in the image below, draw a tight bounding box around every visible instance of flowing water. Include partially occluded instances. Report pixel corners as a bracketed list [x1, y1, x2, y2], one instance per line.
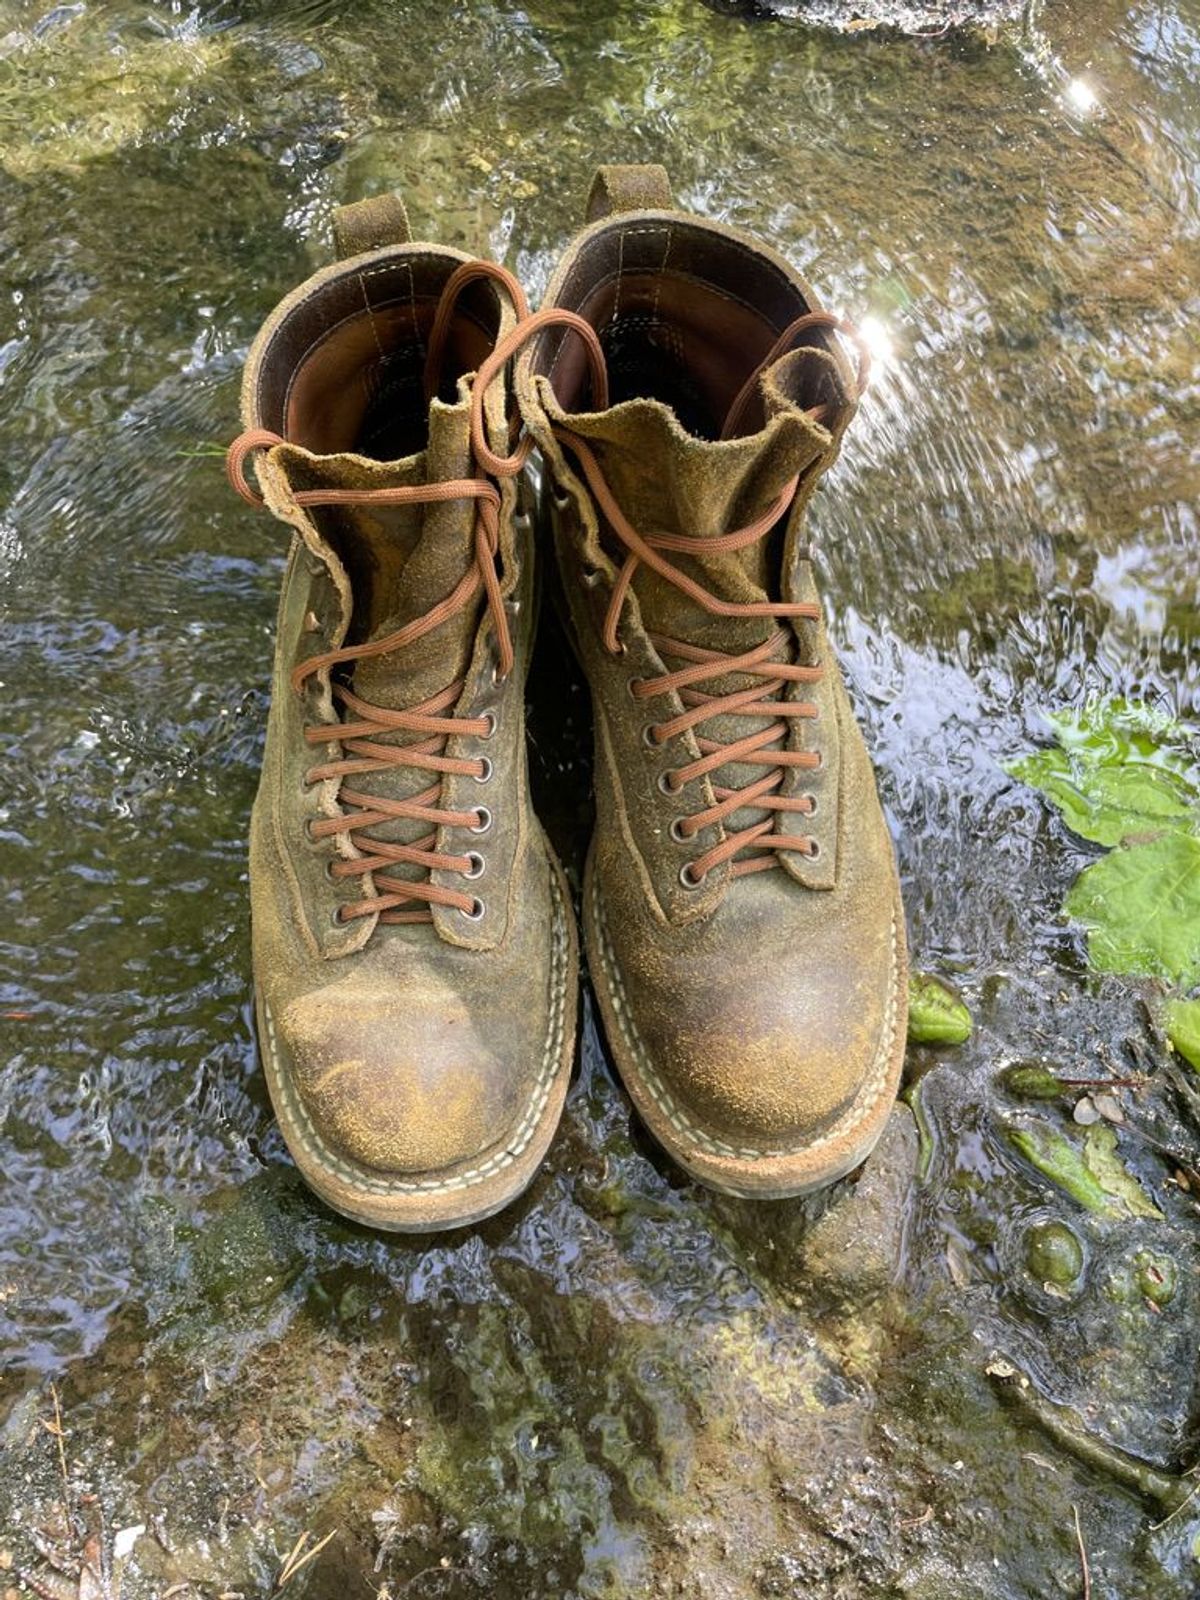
[0, 1, 1198, 1595]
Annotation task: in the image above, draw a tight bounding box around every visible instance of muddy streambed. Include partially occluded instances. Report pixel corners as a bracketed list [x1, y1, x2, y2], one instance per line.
[1, 1, 1198, 1596]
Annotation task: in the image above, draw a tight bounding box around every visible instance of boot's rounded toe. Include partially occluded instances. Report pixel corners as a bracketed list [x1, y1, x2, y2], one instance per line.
[278, 991, 515, 1177]
[640, 983, 886, 1151]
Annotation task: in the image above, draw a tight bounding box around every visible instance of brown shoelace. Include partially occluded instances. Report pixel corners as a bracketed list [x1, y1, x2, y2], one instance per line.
[227, 261, 605, 925]
[472, 307, 871, 886]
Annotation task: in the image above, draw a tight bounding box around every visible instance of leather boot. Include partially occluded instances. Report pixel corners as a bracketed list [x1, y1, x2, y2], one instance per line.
[513, 166, 907, 1197]
[227, 195, 577, 1230]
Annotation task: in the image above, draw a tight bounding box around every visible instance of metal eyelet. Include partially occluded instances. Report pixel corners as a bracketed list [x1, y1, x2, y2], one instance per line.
[324, 859, 339, 882]
[469, 805, 493, 834]
[669, 818, 692, 844]
[811, 750, 824, 770]
[304, 817, 319, 841]
[330, 906, 345, 928]
[679, 863, 705, 890]
[657, 771, 679, 796]
[805, 793, 818, 816]
[807, 840, 821, 860]
[642, 724, 661, 749]
[463, 851, 486, 881]
[480, 710, 497, 740]
[461, 897, 486, 922]
[582, 568, 602, 588]
[475, 756, 494, 784]
[627, 677, 644, 699]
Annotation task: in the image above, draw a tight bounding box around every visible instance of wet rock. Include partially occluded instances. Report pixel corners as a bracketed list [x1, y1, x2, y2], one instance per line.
[801, 1107, 920, 1304]
[1024, 1219, 1085, 1288]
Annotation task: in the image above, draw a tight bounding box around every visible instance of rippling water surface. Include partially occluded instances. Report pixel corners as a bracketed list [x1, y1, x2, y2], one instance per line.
[0, 1, 1198, 1595]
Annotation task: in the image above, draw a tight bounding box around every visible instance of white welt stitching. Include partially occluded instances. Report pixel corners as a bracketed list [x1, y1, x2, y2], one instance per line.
[260, 867, 569, 1195]
[592, 875, 900, 1162]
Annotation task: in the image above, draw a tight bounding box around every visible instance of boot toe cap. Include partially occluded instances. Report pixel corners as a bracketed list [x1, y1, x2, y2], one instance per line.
[625, 939, 901, 1154]
[275, 991, 515, 1177]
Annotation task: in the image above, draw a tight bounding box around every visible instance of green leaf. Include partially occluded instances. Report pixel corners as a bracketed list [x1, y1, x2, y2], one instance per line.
[1165, 997, 1200, 1071]
[1005, 747, 1197, 847]
[998, 1063, 1065, 1100]
[1064, 833, 1200, 986]
[1004, 698, 1199, 847]
[1005, 1121, 1120, 1216]
[1082, 1124, 1163, 1219]
[1045, 699, 1190, 768]
[907, 974, 972, 1045]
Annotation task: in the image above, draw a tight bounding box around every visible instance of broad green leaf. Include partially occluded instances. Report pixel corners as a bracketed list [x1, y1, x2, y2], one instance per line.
[1005, 1122, 1119, 1216]
[1006, 1120, 1162, 1219]
[1004, 697, 1199, 847]
[1082, 1124, 1163, 1219]
[1064, 833, 1200, 986]
[907, 974, 972, 1045]
[1045, 700, 1190, 769]
[1005, 747, 1197, 847]
[1165, 997, 1200, 1071]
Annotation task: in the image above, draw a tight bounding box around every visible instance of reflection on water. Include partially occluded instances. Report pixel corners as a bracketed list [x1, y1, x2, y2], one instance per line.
[0, 0, 1197, 1594]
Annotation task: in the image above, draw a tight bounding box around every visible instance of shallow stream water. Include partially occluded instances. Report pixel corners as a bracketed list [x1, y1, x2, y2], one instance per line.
[0, 2, 1198, 1596]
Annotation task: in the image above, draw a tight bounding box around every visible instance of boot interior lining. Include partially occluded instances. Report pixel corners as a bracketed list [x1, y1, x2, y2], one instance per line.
[254, 255, 502, 459]
[535, 222, 819, 439]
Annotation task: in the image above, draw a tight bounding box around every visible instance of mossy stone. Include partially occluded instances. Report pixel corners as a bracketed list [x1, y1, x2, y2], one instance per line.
[1024, 1221, 1085, 1287]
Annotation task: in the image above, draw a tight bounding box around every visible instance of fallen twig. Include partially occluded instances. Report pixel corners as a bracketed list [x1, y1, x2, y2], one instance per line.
[1072, 1505, 1091, 1600]
[987, 1356, 1190, 1513]
[273, 1529, 336, 1593]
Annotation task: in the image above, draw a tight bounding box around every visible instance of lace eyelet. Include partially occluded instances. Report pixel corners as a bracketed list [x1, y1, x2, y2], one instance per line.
[480, 710, 498, 740]
[679, 863, 705, 891]
[475, 756, 494, 784]
[642, 724, 661, 749]
[805, 793, 818, 816]
[582, 568, 602, 588]
[810, 750, 824, 771]
[469, 805, 493, 834]
[627, 677, 644, 699]
[463, 851, 486, 881]
[461, 897, 486, 922]
[330, 906, 345, 928]
[324, 859, 338, 882]
[807, 840, 821, 860]
[304, 817, 319, 841]
[669, 818, 693, 844]
[657, 771, 679, 796]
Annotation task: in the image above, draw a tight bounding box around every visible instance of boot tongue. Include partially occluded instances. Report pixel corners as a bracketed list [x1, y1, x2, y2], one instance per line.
[548, 345, 848, 651]
[279, 396, 480, 710]
[275, 395, 483, 856]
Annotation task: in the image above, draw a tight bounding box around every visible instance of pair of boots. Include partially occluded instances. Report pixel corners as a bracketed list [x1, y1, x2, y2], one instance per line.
[228, 164, 907, 1232]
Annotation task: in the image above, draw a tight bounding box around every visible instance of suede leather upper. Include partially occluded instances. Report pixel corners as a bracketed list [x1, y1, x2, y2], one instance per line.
[240, 218, 575, 1218]
[516, 171, 907, 1187]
